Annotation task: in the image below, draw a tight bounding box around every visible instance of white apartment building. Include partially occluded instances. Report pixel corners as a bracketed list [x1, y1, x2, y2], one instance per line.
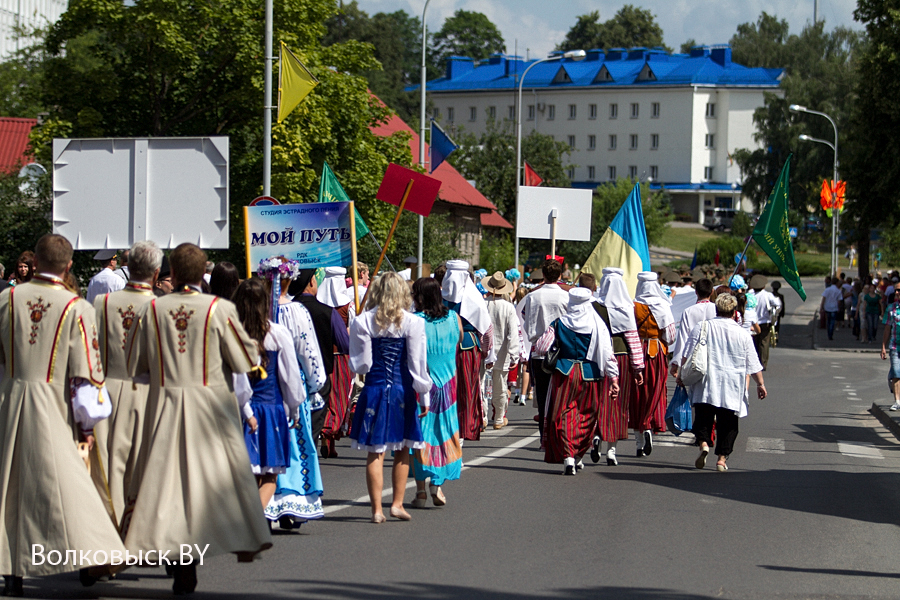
[416, 46, 784, 224]
[0, 0, 67, 58]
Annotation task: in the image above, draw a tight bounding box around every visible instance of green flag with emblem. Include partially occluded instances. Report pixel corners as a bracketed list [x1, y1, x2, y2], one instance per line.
[318, 162, 370, 240]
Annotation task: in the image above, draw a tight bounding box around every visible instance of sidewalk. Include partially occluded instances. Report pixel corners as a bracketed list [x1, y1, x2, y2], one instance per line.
[870, 402, 900, 442]
[811, 309, 882, 353]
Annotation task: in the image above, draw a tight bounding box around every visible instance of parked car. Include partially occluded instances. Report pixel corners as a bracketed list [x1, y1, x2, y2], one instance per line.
[703, 208, 752, 231]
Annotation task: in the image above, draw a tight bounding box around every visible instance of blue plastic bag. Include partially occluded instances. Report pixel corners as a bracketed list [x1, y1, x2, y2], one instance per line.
[665, 384, 692, 436]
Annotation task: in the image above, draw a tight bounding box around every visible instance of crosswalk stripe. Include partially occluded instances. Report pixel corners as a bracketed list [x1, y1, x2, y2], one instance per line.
[837, 441, 884, 460]
[746, 437, 785, 454]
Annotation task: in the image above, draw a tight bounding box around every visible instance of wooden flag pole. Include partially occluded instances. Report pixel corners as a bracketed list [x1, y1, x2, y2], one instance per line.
[349, 201, 360, 315]
[243, 206, 253, 278]
[362, 179, 414, 309]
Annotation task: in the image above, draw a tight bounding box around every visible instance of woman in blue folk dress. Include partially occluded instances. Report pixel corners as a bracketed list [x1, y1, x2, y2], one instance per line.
[411, 277, 463, 508]
[349, 272, 432, 523]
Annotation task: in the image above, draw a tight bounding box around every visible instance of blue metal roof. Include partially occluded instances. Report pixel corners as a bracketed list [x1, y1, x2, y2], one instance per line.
[409, 46, 782, 93]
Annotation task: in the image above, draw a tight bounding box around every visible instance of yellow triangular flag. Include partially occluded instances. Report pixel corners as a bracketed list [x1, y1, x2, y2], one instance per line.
[277, 41, 319, 123]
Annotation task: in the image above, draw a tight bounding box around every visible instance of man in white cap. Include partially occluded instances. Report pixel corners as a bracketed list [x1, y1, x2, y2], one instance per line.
[316, 266, 355, 458]
[630, 271, 676, 457]
[87, 249, 125, 303]
[442, 260, 494, 441]
[482, 271, 519, 430]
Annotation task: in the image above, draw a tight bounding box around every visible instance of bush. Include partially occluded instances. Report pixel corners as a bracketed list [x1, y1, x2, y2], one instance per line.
[731, 211, 753, 238]
[696, 236, 748, 266]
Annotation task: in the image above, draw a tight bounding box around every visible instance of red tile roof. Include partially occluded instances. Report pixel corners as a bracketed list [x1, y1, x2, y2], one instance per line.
[0, 118, 36, 174]
[369, 102, 512, 228]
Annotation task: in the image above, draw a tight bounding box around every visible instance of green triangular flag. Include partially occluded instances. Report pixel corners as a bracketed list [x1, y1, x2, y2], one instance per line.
[318, 162, 369, 240]
[751, 154, 806, 300]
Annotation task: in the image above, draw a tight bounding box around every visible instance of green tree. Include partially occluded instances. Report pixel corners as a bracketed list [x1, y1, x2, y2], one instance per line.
[0, 25, 47, 118]
[679, 39, 698, 54]
[431, 10, 505, 65]
[557, 6, 667, 52]
[449, 119, 571, 223]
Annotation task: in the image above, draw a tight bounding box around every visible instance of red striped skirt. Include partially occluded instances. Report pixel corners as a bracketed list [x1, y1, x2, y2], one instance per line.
[597, 354, 633, 441]
[544, 367, 601, 464]
[628, 349, 668, 433]
[323, 353, 353, 441]
[456, 347, 484, 441]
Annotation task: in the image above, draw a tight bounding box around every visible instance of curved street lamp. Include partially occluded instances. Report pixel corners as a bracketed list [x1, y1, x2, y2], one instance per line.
[514, 49, 587, 278]
[791, 104, 840, 276]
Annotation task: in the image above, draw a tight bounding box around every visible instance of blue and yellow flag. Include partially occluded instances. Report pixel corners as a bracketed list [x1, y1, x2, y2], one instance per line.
[581, 183, 651, 295]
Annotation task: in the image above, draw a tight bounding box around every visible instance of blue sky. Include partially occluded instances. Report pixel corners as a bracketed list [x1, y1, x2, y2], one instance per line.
[350, 0, 861, 59]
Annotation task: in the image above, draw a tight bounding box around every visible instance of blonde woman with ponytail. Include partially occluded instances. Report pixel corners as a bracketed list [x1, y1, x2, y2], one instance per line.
[348, 272, 432, 523]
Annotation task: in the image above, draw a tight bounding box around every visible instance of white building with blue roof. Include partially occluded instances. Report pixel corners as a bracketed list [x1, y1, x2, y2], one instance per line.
[411, 45, 784, 225]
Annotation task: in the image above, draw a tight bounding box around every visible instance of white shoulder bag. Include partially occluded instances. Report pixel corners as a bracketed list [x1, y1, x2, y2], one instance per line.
[680, 320, 709, 386]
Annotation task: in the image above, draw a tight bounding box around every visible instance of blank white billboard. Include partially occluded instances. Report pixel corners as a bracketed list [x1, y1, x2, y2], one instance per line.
[516, 186, 593, 241]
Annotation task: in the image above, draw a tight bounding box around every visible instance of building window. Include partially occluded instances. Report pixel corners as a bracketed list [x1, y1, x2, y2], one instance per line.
[488, 106, 496, 120]
[548, 105, 556, 120]
[508, 105, 515, 120]
[651, 102, 660, 118]
[629, 165, 638, 179]
[704, 166, 714, 180]
[588, 166, 596, 180]
[706, 102, 716, 118]
[433, 107, 440, 120]
[527, 105, 535, 121]
[705, 133, 715, 148]
[609, 103, 618, 119]
[469, 106, 477, 121]
[608, 166, 617, 180]
[589, 104, 597, 119]
[588, 135, 596, 150]
[651, 134, 659, 150]
[631, 103, 639, 118]
[568, 166, 575, 179]
[630, 134, 638, 150]
[568, 104, 577, 120]
[609, 134, 617, 150]
[447, 107, 454, 123]
[650, 165, 658, 180]
[568, 135, 576, 149]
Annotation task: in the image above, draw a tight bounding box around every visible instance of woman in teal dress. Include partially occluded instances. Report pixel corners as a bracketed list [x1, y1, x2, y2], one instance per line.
[411, 277, 463, 507]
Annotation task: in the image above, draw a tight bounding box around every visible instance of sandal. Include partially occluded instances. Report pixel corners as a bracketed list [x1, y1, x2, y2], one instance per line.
[695, 445, 709, 470]
[430, 484, 447, 506]
[411, 490, 428, 509]
[716, 460, 728, 472]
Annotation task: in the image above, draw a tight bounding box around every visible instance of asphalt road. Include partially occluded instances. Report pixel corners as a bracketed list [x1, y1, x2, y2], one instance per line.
[29, 278, 900, 599]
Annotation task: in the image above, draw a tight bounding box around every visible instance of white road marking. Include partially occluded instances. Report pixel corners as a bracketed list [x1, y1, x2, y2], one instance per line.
[833, 376, 847, 379]
[746, 437, 785, 454]
[837, 441, 885, 460]
[653, 434, 696, 447]
[322, 432, 540, 515]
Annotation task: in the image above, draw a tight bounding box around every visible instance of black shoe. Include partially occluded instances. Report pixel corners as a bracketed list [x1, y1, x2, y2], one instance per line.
[279, 516, 294, 530]
[172, 564, 197, 595]
[643, 431, 653, 456]
[590, 437, 601, 463]
[1, 576, 23, 597]
[79, 568, 98, 588]
[636, 448, 645, 457]
[564, 464, 576, 476]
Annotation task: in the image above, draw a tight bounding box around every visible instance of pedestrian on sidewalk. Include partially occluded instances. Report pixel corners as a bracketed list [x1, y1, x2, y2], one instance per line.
[863, 284, 882, 343]
[880, 287, 900, 411]
[679, 293, 767, 472]
[821, 277, 843, 341]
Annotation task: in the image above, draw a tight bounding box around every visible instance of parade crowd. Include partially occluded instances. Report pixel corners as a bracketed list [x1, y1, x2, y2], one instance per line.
[0, 235, 781, 597]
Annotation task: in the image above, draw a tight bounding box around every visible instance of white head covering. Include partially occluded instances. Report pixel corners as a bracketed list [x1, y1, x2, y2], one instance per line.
[316, 266, 351, 308]
[635, 271, 675, 330]
[560, 288, 614, 372]
[597, 267, 623, 304]
[598, 269, 637, 334]
[441, 260, 491, 334]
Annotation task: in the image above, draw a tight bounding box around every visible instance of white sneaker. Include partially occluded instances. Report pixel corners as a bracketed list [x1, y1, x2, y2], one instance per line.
[890, 403, 900, 411]
[563, 457, 576, 476]
[576, 459, 585, 470]
[607, 447, 618, 466]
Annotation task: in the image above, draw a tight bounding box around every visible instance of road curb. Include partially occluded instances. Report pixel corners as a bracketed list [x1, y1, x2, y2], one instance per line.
[870, 402, 900, 442]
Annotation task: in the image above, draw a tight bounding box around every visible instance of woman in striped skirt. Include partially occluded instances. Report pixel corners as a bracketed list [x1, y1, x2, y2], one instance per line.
[539, 287, 619, 475]
[629, 272, 676, 457]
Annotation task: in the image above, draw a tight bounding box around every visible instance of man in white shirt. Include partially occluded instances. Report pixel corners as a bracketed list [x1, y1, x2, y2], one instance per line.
[821, 277, 844, 341]
[750, 274, 776, 368]
[86, 249, 125, 303]
[520, 259, 570, 441]
[669, 278, 717, 377]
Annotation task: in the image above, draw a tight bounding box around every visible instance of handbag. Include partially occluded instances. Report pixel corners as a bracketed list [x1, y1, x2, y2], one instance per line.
[680, 320, 709, 386]
[665, 384, 692, 435]
[541, 337, 560, 374]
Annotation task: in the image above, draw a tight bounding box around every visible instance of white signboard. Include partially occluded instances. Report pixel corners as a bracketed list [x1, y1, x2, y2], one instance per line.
[516, 186, 593, 241]
[53, 137, 229, 249]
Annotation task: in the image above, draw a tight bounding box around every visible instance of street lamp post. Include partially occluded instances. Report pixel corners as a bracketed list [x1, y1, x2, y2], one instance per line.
[514, 49, 586, 276]
[416, 0, 431, 279]
[790, 104, 839, 277]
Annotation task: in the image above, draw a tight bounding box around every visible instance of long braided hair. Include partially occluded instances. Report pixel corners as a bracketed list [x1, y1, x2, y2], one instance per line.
[232, 277, 270, 374]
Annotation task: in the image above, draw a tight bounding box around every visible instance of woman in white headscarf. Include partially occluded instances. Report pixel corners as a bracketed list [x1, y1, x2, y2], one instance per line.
[442, 260, 494, 441]
[316, 267, 355, 458]
[535, 287, 619, 475]
[629, 271, 676, 458]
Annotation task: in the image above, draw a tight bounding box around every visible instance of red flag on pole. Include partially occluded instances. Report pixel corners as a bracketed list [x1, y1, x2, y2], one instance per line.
[524, 161, 543, 187]
[714, 248, 720, 266]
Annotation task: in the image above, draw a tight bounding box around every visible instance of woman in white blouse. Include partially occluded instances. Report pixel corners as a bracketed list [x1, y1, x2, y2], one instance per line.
[348, 272, 432, 523]
[678, 293, 768, 471]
